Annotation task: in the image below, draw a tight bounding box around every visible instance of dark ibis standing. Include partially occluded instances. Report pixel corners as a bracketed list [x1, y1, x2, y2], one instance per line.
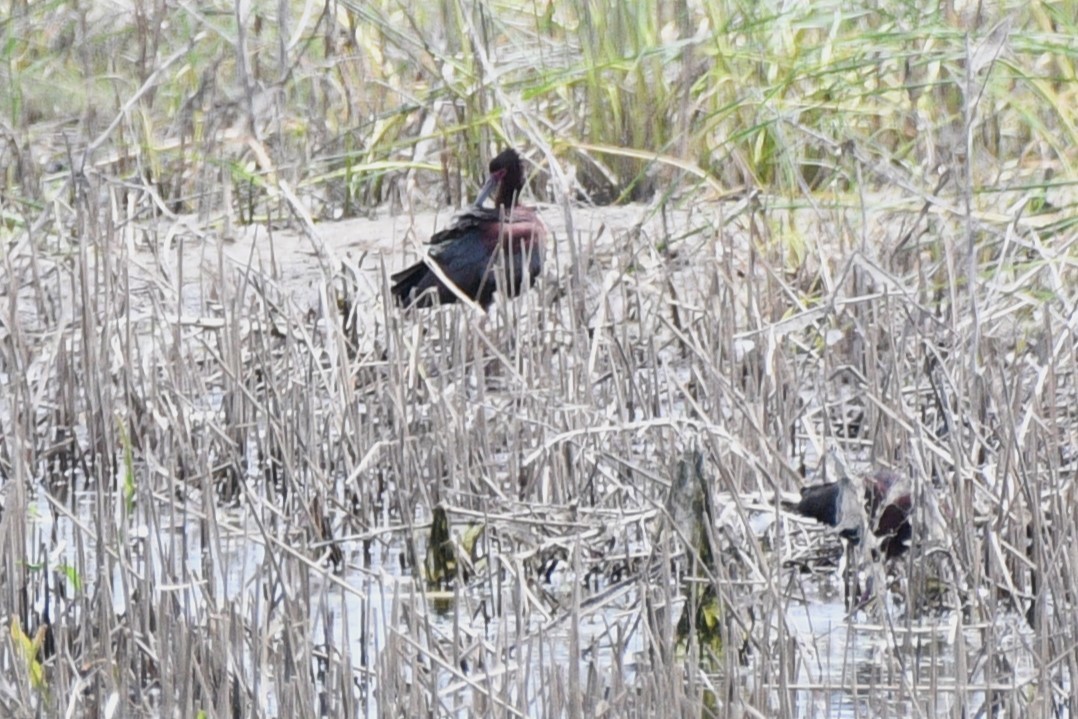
[783, 468, 912, 560]
[391, 148, 546, 309]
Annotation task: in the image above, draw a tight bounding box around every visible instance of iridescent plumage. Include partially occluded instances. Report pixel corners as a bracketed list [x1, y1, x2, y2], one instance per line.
[391, 148, 546, 309]
[783, 468, 912, 560]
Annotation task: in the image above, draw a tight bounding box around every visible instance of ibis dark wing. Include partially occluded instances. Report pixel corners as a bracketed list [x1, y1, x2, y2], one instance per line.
[391, 228, 497, 308]
[429, 208, 500, 244]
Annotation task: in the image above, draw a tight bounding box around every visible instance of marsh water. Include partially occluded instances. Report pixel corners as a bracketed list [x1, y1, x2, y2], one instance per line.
[24, 479, 1037, 718]
[6, 194, 1072, 717]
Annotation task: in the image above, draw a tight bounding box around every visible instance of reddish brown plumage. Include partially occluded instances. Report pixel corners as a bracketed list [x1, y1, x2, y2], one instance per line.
[391, 148, 546, 309]
[783, 468, 913, 560]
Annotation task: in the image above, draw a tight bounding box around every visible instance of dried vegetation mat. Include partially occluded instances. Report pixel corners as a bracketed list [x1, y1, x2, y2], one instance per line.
[1, 0, 1077, 717]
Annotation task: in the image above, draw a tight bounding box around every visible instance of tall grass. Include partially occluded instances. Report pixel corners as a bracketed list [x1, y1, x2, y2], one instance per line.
[1, 0, 1077, 717]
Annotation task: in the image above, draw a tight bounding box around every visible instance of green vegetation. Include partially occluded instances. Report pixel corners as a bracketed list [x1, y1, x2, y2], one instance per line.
[1, 1, 1076, 717]
[3, 1, 1073, 215]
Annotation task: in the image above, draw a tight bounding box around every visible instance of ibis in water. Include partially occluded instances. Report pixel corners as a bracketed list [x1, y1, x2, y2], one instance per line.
[783, 468, 913, 560]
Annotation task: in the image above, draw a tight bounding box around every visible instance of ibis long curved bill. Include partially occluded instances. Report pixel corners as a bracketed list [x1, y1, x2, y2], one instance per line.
[391, 148, 547, 310]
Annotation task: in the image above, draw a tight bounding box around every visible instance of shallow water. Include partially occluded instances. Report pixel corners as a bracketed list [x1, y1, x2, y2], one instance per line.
[24, 485, 1030, 718]
[7, 193, 1072, 717]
